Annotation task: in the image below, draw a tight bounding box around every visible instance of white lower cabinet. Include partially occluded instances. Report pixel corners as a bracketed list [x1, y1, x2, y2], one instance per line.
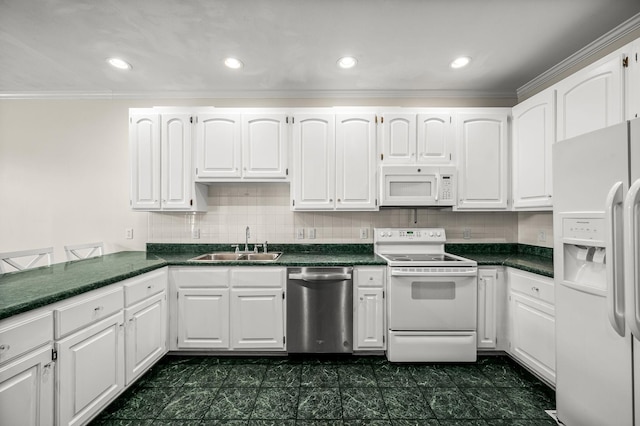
[177, 288, 230, 349]
[353, 267, 386, 351]
[56, 312, 125, 426]
[477, 268, 498, 350]
[507, 268, 556, 385]
[0, 310, 54, 426]
[171, 266, 286, 351]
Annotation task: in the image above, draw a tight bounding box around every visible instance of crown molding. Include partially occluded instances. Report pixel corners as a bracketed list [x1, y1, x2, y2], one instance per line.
[0, 88, 516, 101]
[517, 13, 640, 100]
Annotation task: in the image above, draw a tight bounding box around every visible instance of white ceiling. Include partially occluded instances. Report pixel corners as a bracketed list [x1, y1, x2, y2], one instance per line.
[1, 0, 640, 98]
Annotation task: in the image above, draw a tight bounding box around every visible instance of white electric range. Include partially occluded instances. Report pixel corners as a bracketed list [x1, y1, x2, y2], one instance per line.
[374, 228, 478, 362]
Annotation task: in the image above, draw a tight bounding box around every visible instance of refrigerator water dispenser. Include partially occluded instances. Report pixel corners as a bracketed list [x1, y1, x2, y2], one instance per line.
[561, 216, 607, 293]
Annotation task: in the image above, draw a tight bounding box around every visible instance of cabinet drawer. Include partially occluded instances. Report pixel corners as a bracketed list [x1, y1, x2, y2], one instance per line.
[355, 267, 385, 288]
[231, 267, 285, 288]
[171, 267, 230, 288]
[124, 268, 167, 307]
[0, 311, 53, 365]
[509, 268, 554, 305]
[55, 287, 123, 339]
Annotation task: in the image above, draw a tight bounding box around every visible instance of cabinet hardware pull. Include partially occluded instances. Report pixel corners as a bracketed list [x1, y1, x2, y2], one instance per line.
[94, 306, 103, 311]
[147, 285, 152, 289]
[531, 286, 540, 292]
[0, 344, 10, 351]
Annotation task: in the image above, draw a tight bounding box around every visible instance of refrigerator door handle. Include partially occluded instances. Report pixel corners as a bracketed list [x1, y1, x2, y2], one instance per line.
[605, 181, 625, 336]
[624, 178, 640, 337]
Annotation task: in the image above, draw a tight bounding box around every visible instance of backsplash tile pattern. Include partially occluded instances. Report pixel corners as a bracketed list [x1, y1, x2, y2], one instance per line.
[148, 183, 522, 245]
[517, 212, 553, 248]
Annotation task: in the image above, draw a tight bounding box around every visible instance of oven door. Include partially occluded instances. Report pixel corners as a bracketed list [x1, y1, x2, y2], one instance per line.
[388, 268, 477, 331]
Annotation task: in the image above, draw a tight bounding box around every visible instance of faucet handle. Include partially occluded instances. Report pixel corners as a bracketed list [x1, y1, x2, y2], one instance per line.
[231, 244, 239, 253]
[264, 241, 268, 253]
[253, 244, 262, 253]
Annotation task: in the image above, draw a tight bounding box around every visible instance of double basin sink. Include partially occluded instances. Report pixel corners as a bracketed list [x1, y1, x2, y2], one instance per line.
[190, 252, 282, 262]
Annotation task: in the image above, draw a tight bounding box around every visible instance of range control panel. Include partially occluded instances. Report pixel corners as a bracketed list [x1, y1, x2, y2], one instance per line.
[374, 228, 446, 243]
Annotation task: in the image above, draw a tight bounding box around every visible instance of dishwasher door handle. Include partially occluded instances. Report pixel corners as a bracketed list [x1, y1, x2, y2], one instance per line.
[288, 273, 352, 281]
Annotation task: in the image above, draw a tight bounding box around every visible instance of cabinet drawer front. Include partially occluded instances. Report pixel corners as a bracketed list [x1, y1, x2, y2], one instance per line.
[0, 312, 53, 364]
[171, 267, 230, 288]
[231, 267, 285, 288]
[509, 268, 554, 305]
[55, 287, 124, 339]
[355, 267, 385, 288]
[124, 269, 167, 307]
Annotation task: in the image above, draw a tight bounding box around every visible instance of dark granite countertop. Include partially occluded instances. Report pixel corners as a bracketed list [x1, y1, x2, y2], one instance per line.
[0, 243, 552, 320]
[0, 252, 167, 320]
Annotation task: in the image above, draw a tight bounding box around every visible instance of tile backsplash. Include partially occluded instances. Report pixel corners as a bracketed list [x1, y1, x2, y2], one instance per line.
[147, 183, 537, 246]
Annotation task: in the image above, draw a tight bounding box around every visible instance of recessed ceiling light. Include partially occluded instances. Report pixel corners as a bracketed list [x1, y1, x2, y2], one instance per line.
[337, 56, 358, 69]
[106, 57, 132, 70]
[450, 56, 471, 69]
[224, 57, 244, 69]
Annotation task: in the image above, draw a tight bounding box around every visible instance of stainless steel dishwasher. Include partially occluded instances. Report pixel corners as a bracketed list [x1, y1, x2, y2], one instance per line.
[287, 267, 353, 353]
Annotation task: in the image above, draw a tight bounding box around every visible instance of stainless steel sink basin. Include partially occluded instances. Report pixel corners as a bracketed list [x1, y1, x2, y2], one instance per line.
[189, 252, 282, 262]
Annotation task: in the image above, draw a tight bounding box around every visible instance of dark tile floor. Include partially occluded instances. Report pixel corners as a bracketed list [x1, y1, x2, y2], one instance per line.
[90, 354, 557, 426]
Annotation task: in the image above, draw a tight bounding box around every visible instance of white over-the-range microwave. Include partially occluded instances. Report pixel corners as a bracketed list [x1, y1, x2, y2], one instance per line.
[379, 165, 456, 207]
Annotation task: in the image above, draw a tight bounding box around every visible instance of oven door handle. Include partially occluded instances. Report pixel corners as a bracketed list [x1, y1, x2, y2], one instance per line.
[390, 269, 477, 277]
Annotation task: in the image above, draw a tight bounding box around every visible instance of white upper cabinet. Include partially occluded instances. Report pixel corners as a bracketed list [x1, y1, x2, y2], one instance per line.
[380, 113, 416, 163]
[195, 111, 288, 181]
[292, 112, 377, 211]
[556, 49, 625, 141]
[242, 114, 288, 179]
[511, 89, 555, 210]
[456, 110, 510, 210]
[627, 39, 640, 120]
[130, 113, 161, 210]
[129, 110, 206, 212]
[335, 113, 377, 210]
[292, 113, 336, 210]
[380, 112, 453, 164]
[416, 113, 454, 164]
[195, 113, 242, 179]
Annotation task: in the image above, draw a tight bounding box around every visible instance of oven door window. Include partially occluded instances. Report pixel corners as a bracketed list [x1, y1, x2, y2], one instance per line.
[411, 280, 455, 300]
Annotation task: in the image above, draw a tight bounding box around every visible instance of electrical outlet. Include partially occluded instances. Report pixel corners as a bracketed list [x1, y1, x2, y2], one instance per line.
[462, 228, 471, 239]
[125, 228, 133, 239]
[192, 228, 200, 239]
[307, 228, 316, 239]
[296, 228, 305, 239]
[359, 228, 369, 239]
[538, 230, 546, 242]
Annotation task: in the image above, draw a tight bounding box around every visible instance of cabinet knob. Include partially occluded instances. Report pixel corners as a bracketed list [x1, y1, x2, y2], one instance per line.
[330, 199, 333, 202]
[94, 306, 103, 312]
[337, 199, 341, 202]
[147, 285, 152, 289]
[369, 277, 373, 280]
[0, 344, 10, 352]
[531, 286, 540, 292]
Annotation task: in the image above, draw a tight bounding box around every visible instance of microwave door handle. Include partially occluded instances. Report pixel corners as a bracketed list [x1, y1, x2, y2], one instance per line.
[434, 172, 440, 202]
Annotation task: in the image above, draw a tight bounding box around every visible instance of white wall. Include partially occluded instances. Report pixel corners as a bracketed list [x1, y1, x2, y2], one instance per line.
[518, 212, 553, 248]
[1, 97, 547, 267]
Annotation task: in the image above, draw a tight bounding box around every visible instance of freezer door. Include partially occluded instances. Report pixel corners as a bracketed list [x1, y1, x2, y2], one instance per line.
[553, 122, 633, 426]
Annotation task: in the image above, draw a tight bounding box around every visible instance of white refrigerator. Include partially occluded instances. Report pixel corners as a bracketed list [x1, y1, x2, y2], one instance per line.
[553, 118, 640, 425]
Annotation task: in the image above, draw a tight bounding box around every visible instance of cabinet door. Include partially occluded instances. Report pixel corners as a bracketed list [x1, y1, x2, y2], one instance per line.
[355, 287, 385, 349]
[512, 90, 555, 210]
[56, 312, 124, 426]
[457, 112, 509, 209]
[0, 345, 54, 426]
[125, 293, 167, 385]
[510, 292, 556, 384]
[129, 113, 160, 210]
[161, 114, 193, 210]
[195, 113, 242, 179]
[417, 113, 454, 164]
[292, 114, 335, 210]
[335, 114, 378, 210]
[556, 52, 624, 141]
[242, 114, 288, 179]
[627, 40, 640, 120]
[381, 113, 416, 164]
[477, 269, 497, 349]
[230, 288, 284, 350]
[177, 288, 229, 349]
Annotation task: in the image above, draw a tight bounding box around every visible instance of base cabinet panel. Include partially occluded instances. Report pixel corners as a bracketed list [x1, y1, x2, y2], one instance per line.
[477, 268, 498, 349]
[56, 312, 125, 426]
[125, 293, 167, 385]
[0, 345, 54, 426]
[230, 289, 284, 350]
[177, 288, 230, 349]
[355, 287, 384, 349]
